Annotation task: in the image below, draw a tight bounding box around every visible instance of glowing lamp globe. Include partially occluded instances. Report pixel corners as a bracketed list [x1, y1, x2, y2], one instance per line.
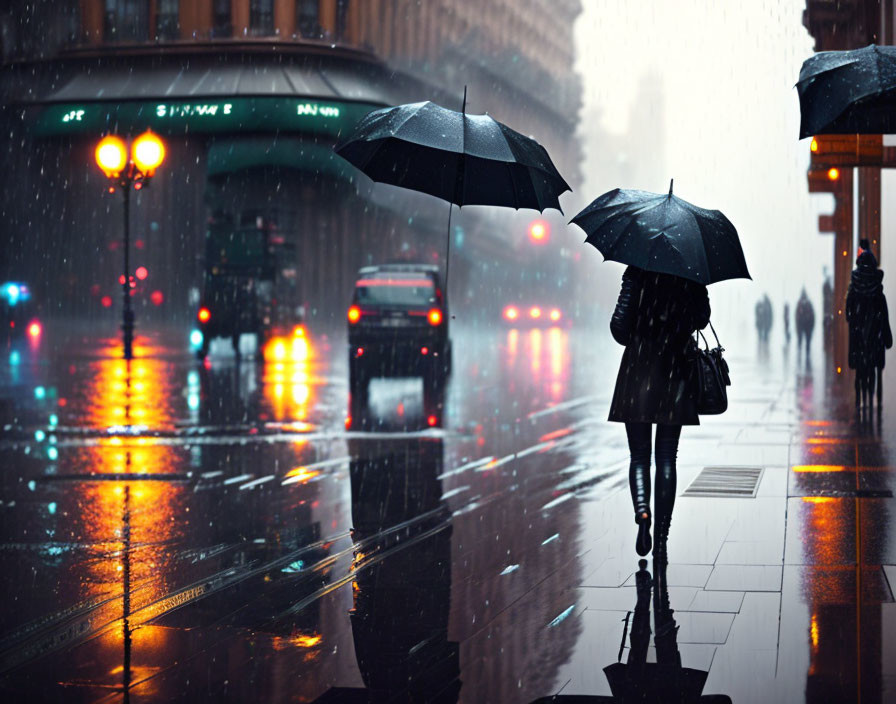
[132, 131, 165, 176]
[95, 136, 127, 178]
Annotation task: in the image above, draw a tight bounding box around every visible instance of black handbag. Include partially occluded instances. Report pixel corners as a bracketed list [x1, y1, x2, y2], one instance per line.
[689, 321, 730, 415]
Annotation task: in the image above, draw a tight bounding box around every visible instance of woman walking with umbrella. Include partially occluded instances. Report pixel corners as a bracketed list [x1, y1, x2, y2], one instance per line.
[572, 182, 750, 560]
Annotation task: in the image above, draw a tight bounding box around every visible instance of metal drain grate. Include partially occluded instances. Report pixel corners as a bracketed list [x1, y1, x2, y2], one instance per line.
[682, 466, 764, 498]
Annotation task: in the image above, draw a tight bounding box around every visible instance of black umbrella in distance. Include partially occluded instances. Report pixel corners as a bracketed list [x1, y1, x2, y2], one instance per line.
[797, 44, 896, 138]
[334, 89, 570, 283]
[570, 181, 750, 285]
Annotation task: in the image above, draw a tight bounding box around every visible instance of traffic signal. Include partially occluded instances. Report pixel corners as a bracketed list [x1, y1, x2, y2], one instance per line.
[807, 167, 850, 194]
[528, 219, 549, 244]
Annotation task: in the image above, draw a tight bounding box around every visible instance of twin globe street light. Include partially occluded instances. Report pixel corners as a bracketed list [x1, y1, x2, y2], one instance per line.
[94, 131, 166, 360]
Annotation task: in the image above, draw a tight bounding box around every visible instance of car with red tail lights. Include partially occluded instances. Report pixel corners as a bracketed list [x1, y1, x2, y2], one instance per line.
[501, 304, 568, 327]
[347, 264, 451, 404]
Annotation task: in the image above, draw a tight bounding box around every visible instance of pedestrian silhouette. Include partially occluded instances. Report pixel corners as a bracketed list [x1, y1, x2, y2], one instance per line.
[783, 302, 791, 345]
[796, 289, 815, 363]
[755, 294, 773, 342]
[822, 269, 833, 346]
[609, 266, 710, 559]
[846, 240, 893, 410]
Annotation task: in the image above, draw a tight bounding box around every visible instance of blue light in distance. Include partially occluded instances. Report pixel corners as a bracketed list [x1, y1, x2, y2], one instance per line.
[190, 329, 203, 348]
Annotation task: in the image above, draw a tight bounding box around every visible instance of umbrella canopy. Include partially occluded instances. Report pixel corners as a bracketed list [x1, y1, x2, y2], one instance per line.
[570, 182, 750, 285]
[797, 44, 896, 138]
[334, 100, 570, 212]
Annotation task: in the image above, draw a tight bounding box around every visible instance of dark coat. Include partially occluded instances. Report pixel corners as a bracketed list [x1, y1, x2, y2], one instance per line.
[608, 266, 711, 425]
[795, 295, 815, 335]
[846, 254, 893, 370]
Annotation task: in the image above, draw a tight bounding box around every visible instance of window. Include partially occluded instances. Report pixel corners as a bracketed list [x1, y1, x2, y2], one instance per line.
[335, 0, 349, 41]
[156, 0, 179, 40]
[249, 0, 274, 36]
[212, 0, 231, 38]
[296, 0, 320, 39]
[104, 0, 149, 42]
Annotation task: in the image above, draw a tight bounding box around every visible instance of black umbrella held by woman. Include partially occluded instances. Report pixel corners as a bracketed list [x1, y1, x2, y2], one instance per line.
[570, 182, 749, 560]
[334, 89, 570, 286]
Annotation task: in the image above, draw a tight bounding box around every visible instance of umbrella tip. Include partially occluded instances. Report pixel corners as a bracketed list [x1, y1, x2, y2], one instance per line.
[668, 178, 674, 197]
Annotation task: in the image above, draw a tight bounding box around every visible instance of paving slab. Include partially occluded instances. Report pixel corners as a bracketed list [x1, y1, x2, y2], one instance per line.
[687, 590, 745, 613]
[705, 565, 783, 592]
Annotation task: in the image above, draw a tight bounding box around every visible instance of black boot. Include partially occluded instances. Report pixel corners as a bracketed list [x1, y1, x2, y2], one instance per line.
[635, 509, 652, 557]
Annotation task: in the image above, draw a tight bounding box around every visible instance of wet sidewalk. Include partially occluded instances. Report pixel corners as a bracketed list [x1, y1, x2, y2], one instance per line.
[550, 348, 896, 703]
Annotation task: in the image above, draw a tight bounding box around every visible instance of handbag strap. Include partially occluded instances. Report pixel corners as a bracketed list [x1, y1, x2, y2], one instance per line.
[707, 320, 723, 349]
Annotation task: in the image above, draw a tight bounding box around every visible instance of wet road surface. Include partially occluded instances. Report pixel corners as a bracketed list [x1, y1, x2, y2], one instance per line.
[1, 325, 895, 702]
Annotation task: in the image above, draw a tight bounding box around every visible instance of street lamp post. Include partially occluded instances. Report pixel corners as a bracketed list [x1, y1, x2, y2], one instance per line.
[95, 132, 166, 360]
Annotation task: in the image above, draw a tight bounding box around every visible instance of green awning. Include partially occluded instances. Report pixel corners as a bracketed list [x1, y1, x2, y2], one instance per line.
[206, 137, 355, 184]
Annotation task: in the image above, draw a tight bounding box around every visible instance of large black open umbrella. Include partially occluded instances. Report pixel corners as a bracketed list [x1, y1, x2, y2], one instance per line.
[334, 90, 570, 282]
[797, 44, 896, 138]
[570, 181, 750, 285]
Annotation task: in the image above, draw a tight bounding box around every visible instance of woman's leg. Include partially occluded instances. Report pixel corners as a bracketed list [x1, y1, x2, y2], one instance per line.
[653, 424, 682, 562]
[625, 422, 652, 519]
[878, 367, 884, 408]
[625, 422, 652, 556]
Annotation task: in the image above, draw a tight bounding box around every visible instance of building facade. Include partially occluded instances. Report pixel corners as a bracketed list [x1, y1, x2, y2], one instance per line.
[0, 0, 582, 324]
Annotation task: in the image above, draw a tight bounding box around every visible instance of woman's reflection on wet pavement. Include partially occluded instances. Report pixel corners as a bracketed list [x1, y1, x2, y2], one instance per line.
[532, 559, 732, 704]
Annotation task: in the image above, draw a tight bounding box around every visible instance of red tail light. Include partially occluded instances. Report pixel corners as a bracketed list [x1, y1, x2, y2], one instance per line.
[428, 308, 443, 326]
[198, 307, 211, 323]
[348, 305, 361, 324]
[529, 306, 542, 319]
[27, 321, 42, 338]
[503, 306, 519, 321]
[427, 414, 438, 427]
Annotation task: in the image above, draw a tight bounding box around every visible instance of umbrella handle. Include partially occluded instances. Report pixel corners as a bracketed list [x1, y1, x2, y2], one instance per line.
[445, 86, 468, 293]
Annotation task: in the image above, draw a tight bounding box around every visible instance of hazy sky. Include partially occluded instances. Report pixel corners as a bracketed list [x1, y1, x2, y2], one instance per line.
[572, 0, 828, 342]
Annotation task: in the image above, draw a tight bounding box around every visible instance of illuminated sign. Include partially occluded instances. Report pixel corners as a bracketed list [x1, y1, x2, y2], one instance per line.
[155, 103, 233, 118]
[296, 103, 340, 118]
[34, 97, 377, 137]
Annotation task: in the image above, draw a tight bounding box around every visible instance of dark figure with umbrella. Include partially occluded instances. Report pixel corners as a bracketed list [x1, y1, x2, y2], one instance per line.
[571, 181, 749, 560]
[796, 289, 815, 363]
[847, 239, 893, 410]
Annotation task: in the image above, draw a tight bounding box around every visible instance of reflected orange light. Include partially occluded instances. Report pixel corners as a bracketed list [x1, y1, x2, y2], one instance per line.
[284, 466, 321, 483]
[802, 496, 835, 504]
[792, 465, 850, 473]
[507, 329, 519, 358]
[292, 634, 322, 648]
[262, 333, 315, 421]
[530, 328, 542, 374]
